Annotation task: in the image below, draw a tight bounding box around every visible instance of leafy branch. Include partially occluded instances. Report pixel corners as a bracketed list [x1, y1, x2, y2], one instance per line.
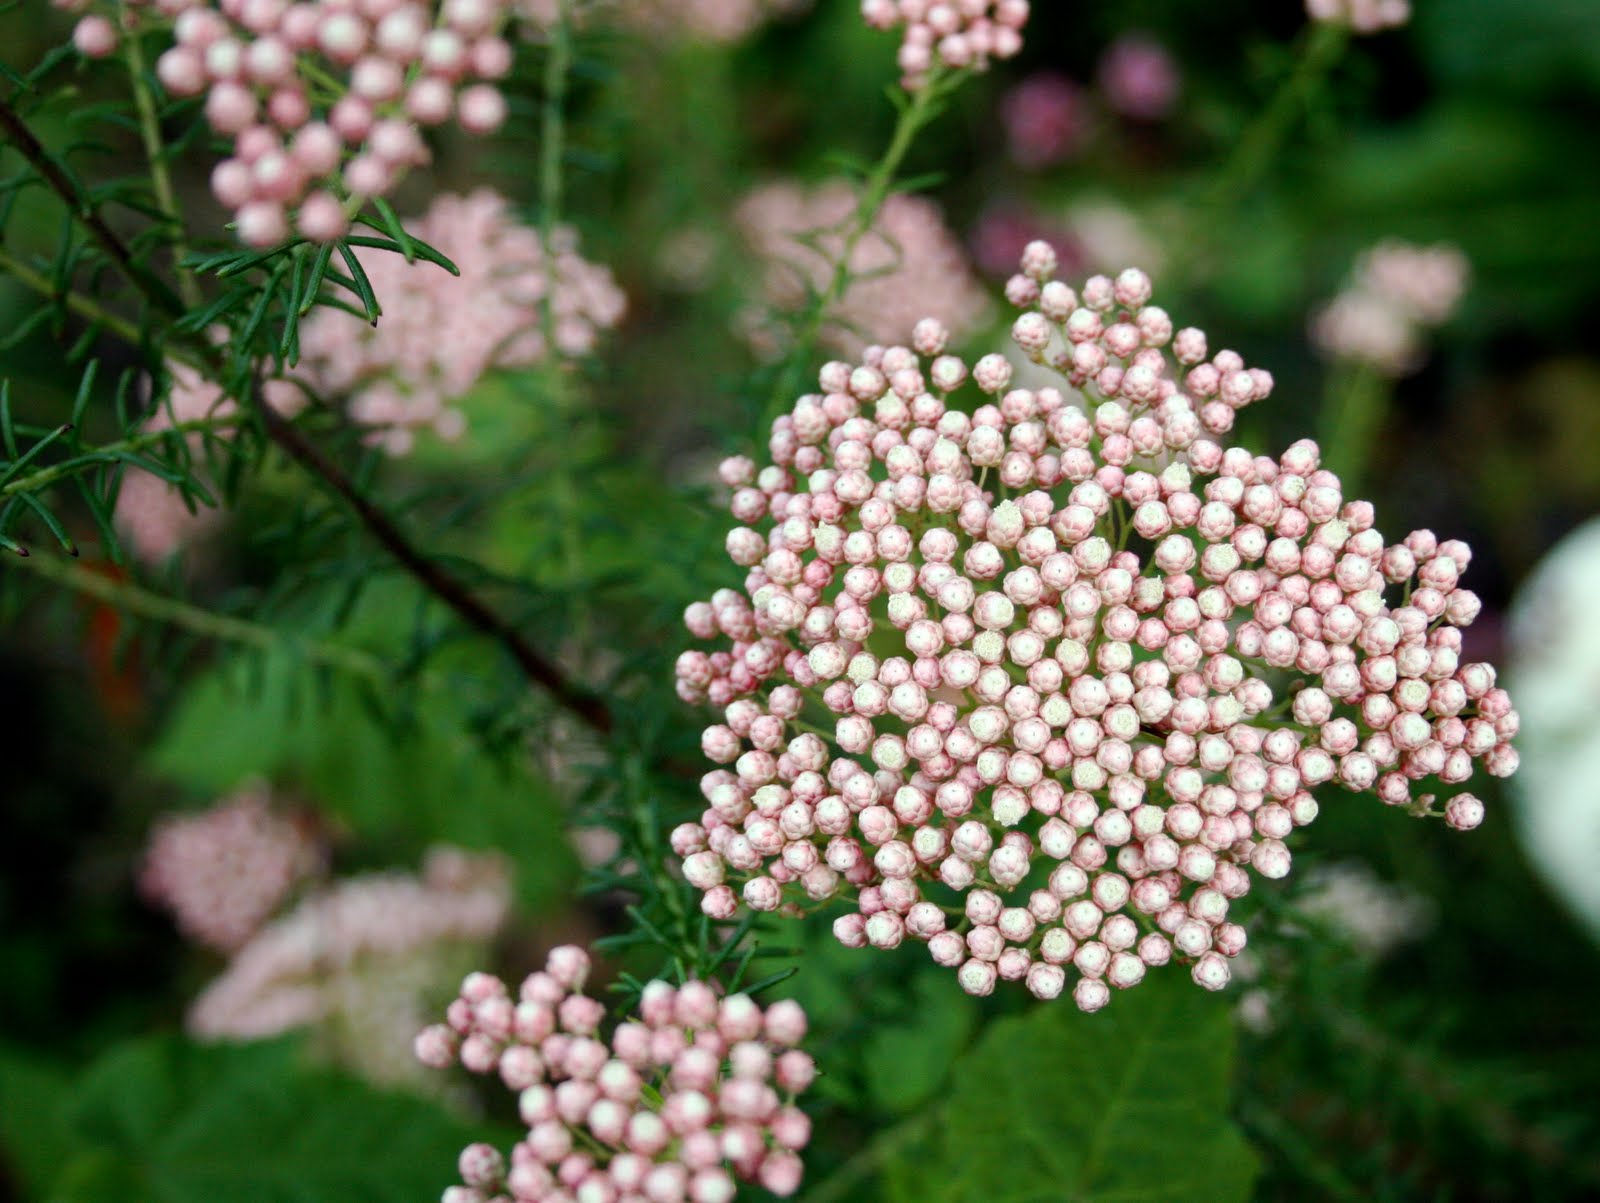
[0, 88, 618, 736]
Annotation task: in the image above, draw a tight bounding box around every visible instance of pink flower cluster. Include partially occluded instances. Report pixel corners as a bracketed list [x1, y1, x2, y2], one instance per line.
[736, 179, 989, 357]
[189, 845, 510, 1046]
[1311, 241, 1469, 376]
[292, 189, 625, 454]
[860, 0, 1029, 89]
[672, 240, 1518, 1010]
[141, 783, 323, 952]
[1305, 0, 1410, 33]
[64, 0, 516, 245]
[416, 946, 815, 1202]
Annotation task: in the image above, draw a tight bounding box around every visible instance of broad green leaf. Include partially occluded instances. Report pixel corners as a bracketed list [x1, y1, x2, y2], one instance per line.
[861, 969, 978, 1116]
[883, 974, 1260, 1203]
[51, 1035, 499, 1203]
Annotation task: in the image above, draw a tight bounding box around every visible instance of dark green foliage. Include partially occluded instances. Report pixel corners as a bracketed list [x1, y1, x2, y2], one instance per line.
[0, 1037, 506, 1203]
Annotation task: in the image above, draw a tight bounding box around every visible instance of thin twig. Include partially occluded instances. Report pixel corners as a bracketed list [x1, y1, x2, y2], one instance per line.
[258, 403, 616, 733]
[9, 547, 389, 680]
[0, 246, 147, 346]
[0, 414, 243, 499]
[761, 72, 958, 429]
[0, 91, 185, 316]
[121, 7, 202, 309]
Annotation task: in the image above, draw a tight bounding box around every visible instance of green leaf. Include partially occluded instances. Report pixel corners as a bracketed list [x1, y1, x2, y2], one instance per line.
[0, 1045, 78, 1199]
[883, 974, 1261, 1203]
[49, 1035, 499, 1203]
[861, 970, 977, 1115]
[144, 582, 577, 912]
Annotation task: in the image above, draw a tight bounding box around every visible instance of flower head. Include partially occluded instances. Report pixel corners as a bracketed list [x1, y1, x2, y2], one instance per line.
[417, 945, 816, 1200]
[860, 0, 1030, 90]
[141, 782, 323, 952]
[1311, 241, 1469, 376]
[66, 1, 518, 244]
[188, 845, 510, 1074]
[1001, 73, 1092, 169]
[674, 240, 1517, 1008]
[1097, 35, 1180, 123]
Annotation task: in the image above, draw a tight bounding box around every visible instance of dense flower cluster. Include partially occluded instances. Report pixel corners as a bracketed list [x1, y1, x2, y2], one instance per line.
[141, 783, 323, 952]
[860, 0, 1029, 89]
[1305, 0, 1410, 33]
[736, 179, 989, 356]
[673, 240, 1518, 1009]
[291, 189, 625, 454]
[1311, 241, 1469, 376]
[64, 0, 516, 245]
[416, 946, 815, 1202]
[189, 845, 510, 1066]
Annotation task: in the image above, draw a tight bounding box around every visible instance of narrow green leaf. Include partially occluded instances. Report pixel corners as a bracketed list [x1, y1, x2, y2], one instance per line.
[17, 491, 79, 555]
[337, 242, 381, 323]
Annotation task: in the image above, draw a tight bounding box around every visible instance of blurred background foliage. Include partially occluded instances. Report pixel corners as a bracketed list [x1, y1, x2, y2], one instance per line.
[2, 0, 1599, 1200]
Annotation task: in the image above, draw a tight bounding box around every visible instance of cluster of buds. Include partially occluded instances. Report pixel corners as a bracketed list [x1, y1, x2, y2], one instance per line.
[416, 946, 815, 1202]
[140, 783, 323, 952]
[291, 189, 625, 455]
[1305, 0, 1410, 33]
[63, 0, 516, 245]
[673, 240, 1518, 1010]
[860, 0, 1029, 89]
[1311, 240, 1470, 376]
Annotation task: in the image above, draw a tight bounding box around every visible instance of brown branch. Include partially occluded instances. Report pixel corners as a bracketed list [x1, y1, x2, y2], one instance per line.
[258, 405, 615, 733]
[0, 93, 185, 316]
[0, 92, 617, 736]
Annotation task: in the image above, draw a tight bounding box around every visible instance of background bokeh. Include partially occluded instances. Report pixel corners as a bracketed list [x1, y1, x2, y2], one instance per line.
[3, 1, 1599, 1200]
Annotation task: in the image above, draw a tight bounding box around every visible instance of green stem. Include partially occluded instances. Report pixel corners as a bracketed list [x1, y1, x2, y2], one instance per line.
[1169, 21, 1350, 281]
[1202, 22, 1349, 215]
[0, 414, 243, 500]
[1317, 362, 1387, 494]
[0, 247, 147, 347]
[534, 5, 590, 640]
[4, 548, 389, 681]
[537, 4, 571, 358]
[121, 11, 202, 309]
[762, 72, 960, 430]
